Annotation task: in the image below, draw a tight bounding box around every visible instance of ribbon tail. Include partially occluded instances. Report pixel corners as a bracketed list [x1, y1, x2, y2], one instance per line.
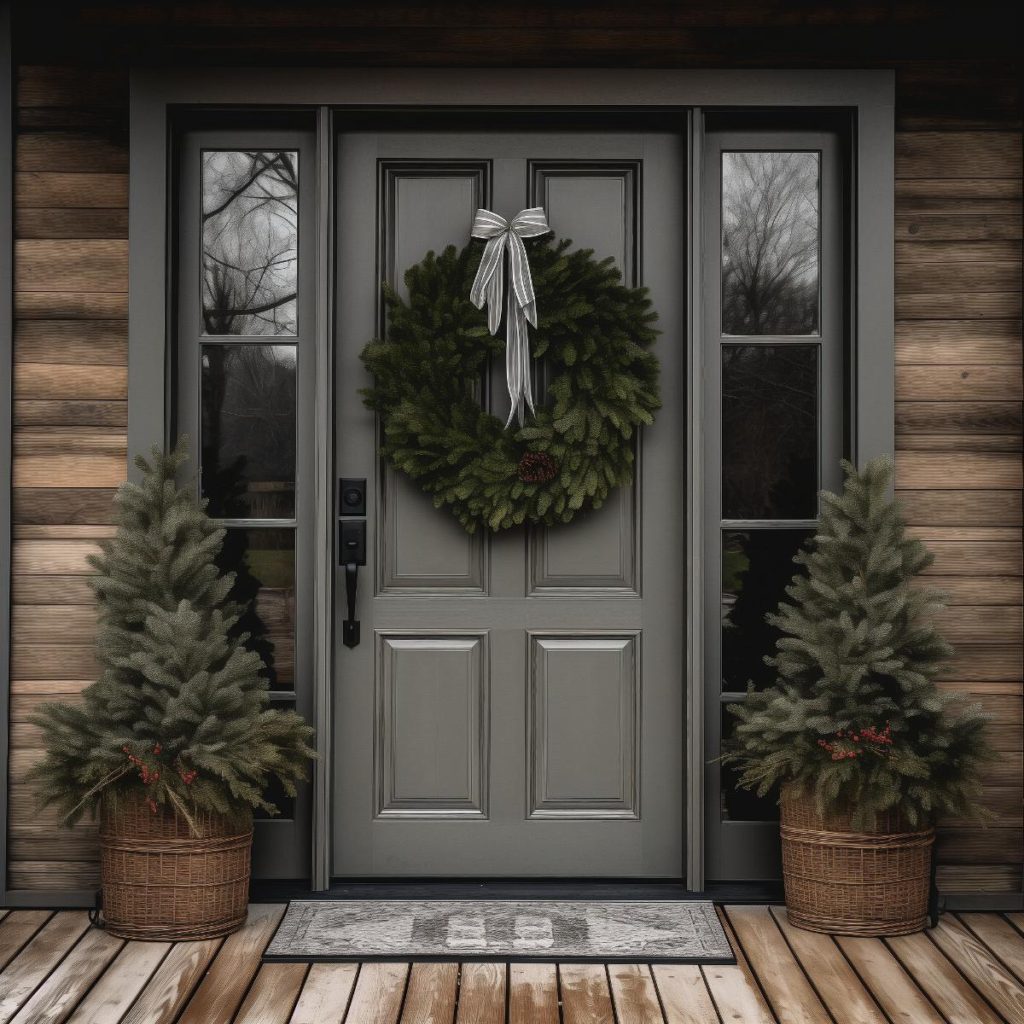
[469, 235, 506, 335]
[504, 303, 534, 428]
[504, 300, 522, 428]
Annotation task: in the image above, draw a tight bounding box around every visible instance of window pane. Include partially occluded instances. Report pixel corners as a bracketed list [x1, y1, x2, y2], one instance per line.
[218, 527, 295, 690]
[202, 150, 298, 336]
[721, 708, 780, 821]
[722, 344, 818, 519]
[201, 344, 296, 519]
[722, 151, 819, 335]
[722, 528, 813, 691]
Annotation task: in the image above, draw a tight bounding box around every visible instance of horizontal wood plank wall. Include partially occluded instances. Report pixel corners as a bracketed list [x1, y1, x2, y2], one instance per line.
[7, 65, 127, 892]
[894, 125, 1024, 896]
[4, 10, 1022, 899]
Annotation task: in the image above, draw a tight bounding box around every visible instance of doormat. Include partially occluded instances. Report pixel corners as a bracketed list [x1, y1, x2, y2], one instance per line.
[263, 900, 734, 963]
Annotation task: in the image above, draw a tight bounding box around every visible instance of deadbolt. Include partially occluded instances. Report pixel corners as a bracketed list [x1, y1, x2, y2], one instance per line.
[339, 477, 366, 516]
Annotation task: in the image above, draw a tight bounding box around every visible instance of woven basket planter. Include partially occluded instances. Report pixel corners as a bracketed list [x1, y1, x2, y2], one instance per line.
[780, 786, 934, 936]
[98, 793, 252, 941]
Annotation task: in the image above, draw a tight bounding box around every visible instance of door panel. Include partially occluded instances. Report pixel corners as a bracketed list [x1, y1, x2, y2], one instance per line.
[375, 633, 489, 818]
[334, 130, 685, 877]
[528, 483, 638, 593]
[377, 161, 489, 594]
[528, 633, 640, 818]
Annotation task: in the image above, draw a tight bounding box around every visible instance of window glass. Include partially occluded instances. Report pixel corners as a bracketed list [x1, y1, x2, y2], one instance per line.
[202, 150, 298, 336]
[722, 151, 819, 336]
[722, 344, 818, 520]
[721, 528, 813, 692]
[201, 344, 297, 519]
[218, 528, 295, 690]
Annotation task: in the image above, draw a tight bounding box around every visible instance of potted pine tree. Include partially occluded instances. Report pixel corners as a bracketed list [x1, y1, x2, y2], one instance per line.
[30, 443, 315, 940]
[725, 457, 989, 936]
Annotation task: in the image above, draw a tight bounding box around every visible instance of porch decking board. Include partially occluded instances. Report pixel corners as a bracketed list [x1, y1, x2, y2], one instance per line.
[343, 962, 410, 1024]
[768, 907, 888, 1024]
[117, 939, 222, 1024]
[453, 963, 505, 1024]
[232, 962, 309, 1024]
[175, 904, 285, 1024]
[0, 911, 91, 1023]
[508, 964, 559, 1024]
[558, 963, 616, 1024]
[64, 940, 171, 1024]
[959, 912, 1024, 983]
[648, 964, 719, 1024]
[399, 962, 460, 1024]
[885, 929, 1005, 1024]
[3, 905, 1024, 1023]
[6, 924, 123, 1024]
[834, 934, 946, 1024]
[0, 910, 51, 971]
[925, 916, 1024, 1022]
[288, 962, 360, 1024]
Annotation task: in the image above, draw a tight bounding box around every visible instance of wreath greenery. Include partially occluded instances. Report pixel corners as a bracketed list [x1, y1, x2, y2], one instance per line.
[360, 236, 660, 533]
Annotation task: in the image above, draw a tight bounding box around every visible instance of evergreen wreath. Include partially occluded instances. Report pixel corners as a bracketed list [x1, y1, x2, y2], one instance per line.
[360, 236, 660, 532]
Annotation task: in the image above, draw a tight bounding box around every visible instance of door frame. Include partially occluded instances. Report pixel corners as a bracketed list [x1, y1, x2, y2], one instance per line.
[125, 68, 894, 896]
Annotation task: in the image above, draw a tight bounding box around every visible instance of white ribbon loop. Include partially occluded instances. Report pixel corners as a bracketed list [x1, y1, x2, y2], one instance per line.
[469, 207, 550, 427]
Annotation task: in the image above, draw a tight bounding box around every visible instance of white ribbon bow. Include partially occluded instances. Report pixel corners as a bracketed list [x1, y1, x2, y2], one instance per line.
[469, 207, 551, 428]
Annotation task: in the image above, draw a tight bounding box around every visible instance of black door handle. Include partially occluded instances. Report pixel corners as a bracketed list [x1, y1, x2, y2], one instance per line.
[343, 561, 360, 648]
[338, 516, 366, 649]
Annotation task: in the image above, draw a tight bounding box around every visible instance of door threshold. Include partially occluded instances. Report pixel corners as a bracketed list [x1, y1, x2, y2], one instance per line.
[250, 878, 784, 903]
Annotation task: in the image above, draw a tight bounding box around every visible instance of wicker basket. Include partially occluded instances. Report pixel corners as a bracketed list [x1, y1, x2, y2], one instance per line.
[98, 793, 252, 941]
[780, 786, 934, 936]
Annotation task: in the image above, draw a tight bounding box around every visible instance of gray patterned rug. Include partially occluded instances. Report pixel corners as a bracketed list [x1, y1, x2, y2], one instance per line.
[264, 900, 734, 963]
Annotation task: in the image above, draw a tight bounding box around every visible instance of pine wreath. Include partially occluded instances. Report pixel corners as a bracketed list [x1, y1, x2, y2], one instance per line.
[360, 236, 660, 533]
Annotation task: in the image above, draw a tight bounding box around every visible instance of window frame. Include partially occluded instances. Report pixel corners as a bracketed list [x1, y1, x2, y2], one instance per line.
[173, 125, 317, 880]
[123, 69, 894, 896]
[702, 124, 849, 881]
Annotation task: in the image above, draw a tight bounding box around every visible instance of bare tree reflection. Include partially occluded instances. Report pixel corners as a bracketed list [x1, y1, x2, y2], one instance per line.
[202, 151, 298, 335]
[722, 152, 819, 335]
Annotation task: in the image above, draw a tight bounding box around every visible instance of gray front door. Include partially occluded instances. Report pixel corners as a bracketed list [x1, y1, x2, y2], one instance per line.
[333, 128, 685, 877]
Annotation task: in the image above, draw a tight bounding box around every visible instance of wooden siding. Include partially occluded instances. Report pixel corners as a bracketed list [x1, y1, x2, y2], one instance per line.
[8, 64, 127, 893]
[893, 129, 1024, 892]
[4, 7, 1023, 898]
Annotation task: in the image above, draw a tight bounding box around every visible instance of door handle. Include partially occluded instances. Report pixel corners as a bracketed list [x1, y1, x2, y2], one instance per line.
[343, 561, 360, 648]
[339, 510, 366, 649]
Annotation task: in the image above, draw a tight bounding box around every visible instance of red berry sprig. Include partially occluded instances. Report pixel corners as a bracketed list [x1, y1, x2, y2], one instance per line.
[121, 742, 199, 790]
[817, 722, 893, 761]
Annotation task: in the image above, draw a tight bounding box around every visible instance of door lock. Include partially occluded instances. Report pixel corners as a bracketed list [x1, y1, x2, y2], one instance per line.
[339, 477, 366, 516]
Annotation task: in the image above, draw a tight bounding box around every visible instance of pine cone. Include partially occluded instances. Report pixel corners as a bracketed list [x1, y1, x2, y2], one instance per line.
[517, 452, 558, 483]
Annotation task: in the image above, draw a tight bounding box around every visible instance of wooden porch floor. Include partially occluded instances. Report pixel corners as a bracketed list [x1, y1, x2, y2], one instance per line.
[1, 904, 1024, 1023]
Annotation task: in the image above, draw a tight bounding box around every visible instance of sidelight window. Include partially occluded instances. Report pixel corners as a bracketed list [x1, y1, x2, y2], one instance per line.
[174, 126, 315, 873]
[704, 125, 847, 880]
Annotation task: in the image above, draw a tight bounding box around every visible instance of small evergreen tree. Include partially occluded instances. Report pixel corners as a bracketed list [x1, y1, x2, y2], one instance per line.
[30, 441, 315, 830]
[725, 457, 989, 828]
